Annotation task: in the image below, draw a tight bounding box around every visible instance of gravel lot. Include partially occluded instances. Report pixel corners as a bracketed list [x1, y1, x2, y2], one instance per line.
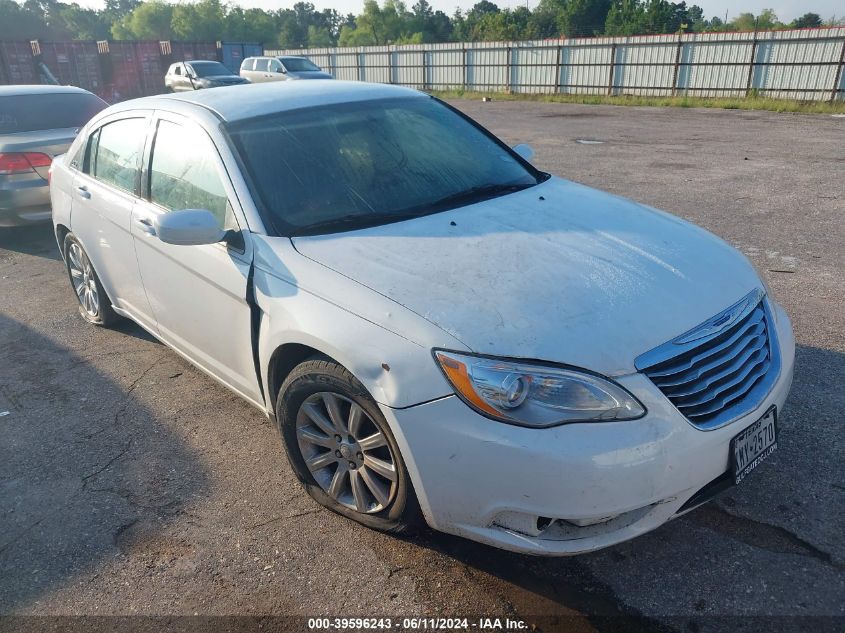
[0, 100, 843, 632]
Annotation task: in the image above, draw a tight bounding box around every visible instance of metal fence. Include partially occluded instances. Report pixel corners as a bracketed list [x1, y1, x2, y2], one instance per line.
[269, 26, 845, 101]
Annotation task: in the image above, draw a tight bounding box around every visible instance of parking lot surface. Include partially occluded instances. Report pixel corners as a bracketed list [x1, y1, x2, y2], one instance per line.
[0, 100, 843, 631]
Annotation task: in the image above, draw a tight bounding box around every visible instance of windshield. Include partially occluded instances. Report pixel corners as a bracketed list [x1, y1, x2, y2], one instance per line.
[281, 57, 321, 72]
[190, 61, 231, 77]
[0, 93, 107, 134]
[227, 97, 544, 236]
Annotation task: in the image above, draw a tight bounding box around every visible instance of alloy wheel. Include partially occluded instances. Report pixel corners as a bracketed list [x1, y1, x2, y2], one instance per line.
[296, 392, 398, 514]
[68, 243, 100, 317]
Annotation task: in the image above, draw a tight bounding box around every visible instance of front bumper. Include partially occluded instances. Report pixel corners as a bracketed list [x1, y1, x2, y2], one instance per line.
[382, 304, 795, 555]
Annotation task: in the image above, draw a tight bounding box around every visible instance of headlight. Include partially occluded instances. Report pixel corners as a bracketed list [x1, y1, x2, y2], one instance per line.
[433, 350, 645, 428]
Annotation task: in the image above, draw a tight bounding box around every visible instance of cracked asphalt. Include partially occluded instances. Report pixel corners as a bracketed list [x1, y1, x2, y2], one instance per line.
[0, 101, 843, 632]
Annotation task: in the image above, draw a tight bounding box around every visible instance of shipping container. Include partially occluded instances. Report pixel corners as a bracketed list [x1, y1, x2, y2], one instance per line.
[220, 42, 263, 72]
[38, 41, 102, 94]
[0, 41, 39, 86]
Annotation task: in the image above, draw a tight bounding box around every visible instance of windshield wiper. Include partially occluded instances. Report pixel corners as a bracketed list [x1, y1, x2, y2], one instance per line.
[289, 211, 420, 237]
[424, 182, 535, 211]
[288, 182, 535, 237]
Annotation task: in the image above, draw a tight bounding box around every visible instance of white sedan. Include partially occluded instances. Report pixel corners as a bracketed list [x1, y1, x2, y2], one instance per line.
[50, 81, 794, 555]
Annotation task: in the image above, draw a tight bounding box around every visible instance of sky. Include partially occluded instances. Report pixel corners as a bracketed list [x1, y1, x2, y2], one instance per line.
[74, 0, 844, 22]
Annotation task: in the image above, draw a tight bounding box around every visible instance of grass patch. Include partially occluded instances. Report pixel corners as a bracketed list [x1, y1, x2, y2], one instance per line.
[430, 89, 845, 115]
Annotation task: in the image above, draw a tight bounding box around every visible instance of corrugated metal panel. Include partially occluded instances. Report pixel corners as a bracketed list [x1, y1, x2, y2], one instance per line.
[271, 27, 845, 101]
[513, 46, 557, 94]
[102, 41, 145, 101]
[134, 40, 165, 96]
[0, 42, 38, 85]
[39, 41, 102, 94]
[562, 44, 613, 94]
[362, 50, 390, 84]
[395, 49, 424, 88]
[468, 46, 508, 91]
[429, 48, 464, 89]
[221, 42, 263, 73]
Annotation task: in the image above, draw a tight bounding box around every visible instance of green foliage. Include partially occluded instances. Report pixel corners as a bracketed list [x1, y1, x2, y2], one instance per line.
[729, 9, 783, 31]
[171, 0, 224, 42]
[791, 12, 822, 28]
[112, 1, 171, 40]
[0, 0, 836, 47]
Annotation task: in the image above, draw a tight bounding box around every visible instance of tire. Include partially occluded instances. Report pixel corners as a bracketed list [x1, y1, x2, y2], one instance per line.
[277, 357, 424, 535]
[63, 233, 119, 327]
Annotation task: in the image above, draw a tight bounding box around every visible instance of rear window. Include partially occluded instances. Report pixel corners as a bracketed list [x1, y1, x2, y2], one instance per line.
[0, 92, 107, 134]
[241, 59, 255, 71]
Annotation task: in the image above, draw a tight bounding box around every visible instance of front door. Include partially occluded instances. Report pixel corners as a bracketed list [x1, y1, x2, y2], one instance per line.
[131, 112, 262, 405]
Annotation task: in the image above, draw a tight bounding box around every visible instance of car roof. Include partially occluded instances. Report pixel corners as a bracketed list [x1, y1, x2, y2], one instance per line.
[0, 84, 96, 97]
[183, 60, 221, 65]
[107, 81, 425, 124]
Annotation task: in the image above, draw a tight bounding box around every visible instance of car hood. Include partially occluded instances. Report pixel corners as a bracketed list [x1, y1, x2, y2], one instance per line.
[288, 71, 334, 80]
[291, 177, 761, 376]
[206, 75, 245, 84]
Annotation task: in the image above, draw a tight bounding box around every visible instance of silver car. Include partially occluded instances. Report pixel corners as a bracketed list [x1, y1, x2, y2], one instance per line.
[48, 81, 795, 555]
[240, 56, 333, 82]
[0, 85, 106, 227]
[164, 60, 248, 92]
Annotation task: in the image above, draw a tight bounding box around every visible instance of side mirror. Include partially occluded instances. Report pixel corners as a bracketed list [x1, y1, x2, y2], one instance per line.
[154, 209, 226, 246]
[513, 143, 535, 161]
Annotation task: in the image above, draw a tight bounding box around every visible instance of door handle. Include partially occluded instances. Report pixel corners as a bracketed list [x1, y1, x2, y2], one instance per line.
[134, 217, 156, 237]
[76, 186, 90, 199]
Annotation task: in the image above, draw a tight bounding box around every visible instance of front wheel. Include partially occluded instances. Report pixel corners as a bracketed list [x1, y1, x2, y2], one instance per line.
[277, 358, 423, 534]
[63, 233, 119, 327]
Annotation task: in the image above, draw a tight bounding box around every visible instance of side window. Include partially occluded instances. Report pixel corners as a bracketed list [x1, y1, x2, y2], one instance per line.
[241, 59, 254, 71]
[255, 59, 269, 72]
[68, 133, 87, 171]
[173, 65, 182, 76]
[268, 59, 281, 73]
[90, 118, 146, 193]
[149, 119, 235, 231]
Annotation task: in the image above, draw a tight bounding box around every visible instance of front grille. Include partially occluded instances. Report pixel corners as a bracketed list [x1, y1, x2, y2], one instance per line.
[636, 290, 779, 429]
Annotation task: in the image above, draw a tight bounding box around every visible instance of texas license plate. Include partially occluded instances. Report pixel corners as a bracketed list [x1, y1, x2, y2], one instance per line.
[731, 406, 778, 485]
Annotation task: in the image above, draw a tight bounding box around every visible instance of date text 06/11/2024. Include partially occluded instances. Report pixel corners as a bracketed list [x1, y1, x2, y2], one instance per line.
[307, 617, 529, 630]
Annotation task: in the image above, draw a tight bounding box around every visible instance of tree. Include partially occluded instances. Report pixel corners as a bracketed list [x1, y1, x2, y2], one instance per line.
[57, 4, 110, 40]
[559, 0, 612, 37]
[527, 7, 560, 38]
[791, 12, 822, 28]
[730, 9, 782, 31]
[171, 0, 225, 41]
[605, 0, 645, 35]
[0, 0, 48, 39]
[338, 0, 410, 46]
[307, 24, 333, 46]
[113, 1, 173, 40]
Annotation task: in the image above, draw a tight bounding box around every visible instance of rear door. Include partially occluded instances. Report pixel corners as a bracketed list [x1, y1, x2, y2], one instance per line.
[240, 58, 255, 82]
[70, 113, 156, 329]
[130, 111, 261, 404]
[253, 58, 271, 82]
